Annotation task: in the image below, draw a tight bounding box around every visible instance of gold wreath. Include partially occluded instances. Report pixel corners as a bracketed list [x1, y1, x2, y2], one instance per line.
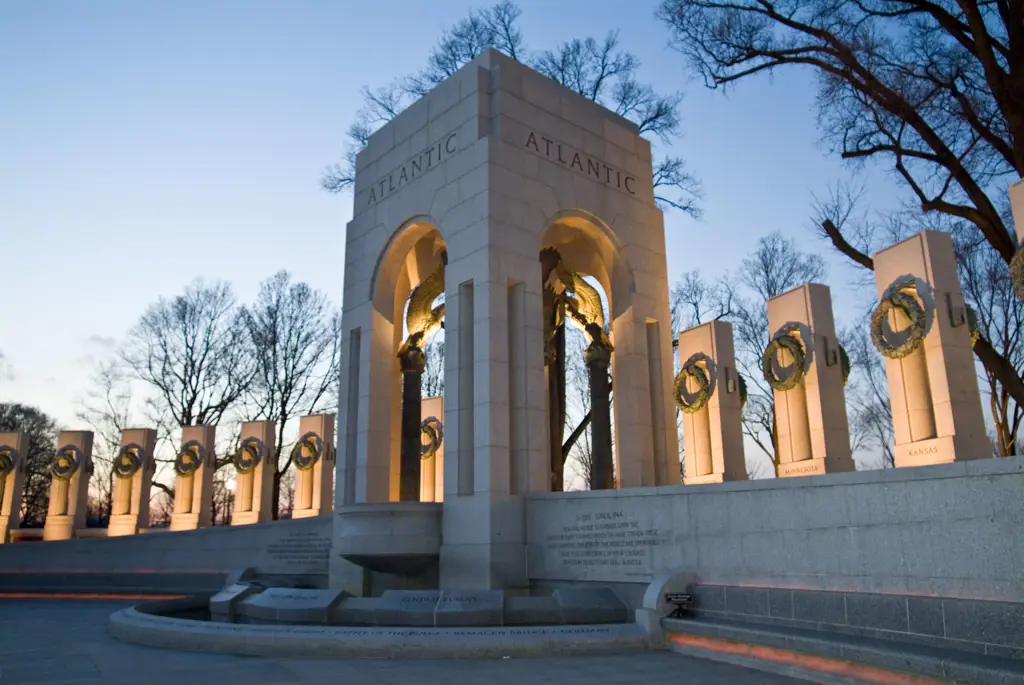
[762, 333, 806, 392]
[871, 290, 927, 359]
[291, 433, 322, 472]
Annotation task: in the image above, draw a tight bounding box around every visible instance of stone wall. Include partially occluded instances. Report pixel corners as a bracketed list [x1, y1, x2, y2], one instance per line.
[0, 515, 331, 593]
[526, 457, 1024, 603]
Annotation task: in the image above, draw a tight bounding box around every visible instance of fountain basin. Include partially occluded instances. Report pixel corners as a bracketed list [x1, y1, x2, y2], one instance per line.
[334, 502, 442, 575]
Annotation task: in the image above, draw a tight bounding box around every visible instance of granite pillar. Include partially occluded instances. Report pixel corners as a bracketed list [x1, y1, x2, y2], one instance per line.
[0, 432, 28, 543]
[292, 413, 335, 519]
[765, 284, 854, 477]
[170, 425, 216, 531]
[677, 321, 747, 483]
[43, 431, 93, 541]
[872, 231, 989, 466]
[108, 428, 157, 536]
[231, 420, 276, 525]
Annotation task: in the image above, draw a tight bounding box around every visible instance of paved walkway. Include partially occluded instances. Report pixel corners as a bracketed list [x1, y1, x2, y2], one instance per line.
[0, 599, 814, 684]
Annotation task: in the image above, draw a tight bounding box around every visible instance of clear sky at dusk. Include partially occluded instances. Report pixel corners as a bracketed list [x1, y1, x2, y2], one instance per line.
[0, 0, 901, 428]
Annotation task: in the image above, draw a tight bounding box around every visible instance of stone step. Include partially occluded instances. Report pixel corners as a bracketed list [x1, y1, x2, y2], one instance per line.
[663, 616, 1024, 685]
[0, 571, 226, 595]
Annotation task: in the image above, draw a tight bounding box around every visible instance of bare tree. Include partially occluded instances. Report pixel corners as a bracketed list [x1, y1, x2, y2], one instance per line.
[422, 335, 446, 398]
[955, 225, 1024, 455]
[0, 402, 59, 527]
[242, 270, 341, 518]
[670, 268, 735, 334]
[841, 324, 896, 469]
[323, 1, 701, 216]
[657, 0, 1024, 407]
[123, 279, 254, 436]
[76, 359, 134, 526]
[672, 233, 826, 472]
[813, 184, 1023, 456]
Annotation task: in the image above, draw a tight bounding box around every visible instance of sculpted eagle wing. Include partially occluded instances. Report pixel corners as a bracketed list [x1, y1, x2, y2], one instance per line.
[406, 260, 445, 337]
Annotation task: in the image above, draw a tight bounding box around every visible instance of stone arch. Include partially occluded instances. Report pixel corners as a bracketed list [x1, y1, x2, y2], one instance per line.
[367, 214, 447, 502]
[540, 209, 635, 321]
[539, 209, 636, 491]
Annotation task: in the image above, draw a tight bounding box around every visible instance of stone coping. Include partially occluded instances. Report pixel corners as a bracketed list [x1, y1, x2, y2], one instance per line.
[108, 597, 651, 658]
[527, 455, 1023, 501]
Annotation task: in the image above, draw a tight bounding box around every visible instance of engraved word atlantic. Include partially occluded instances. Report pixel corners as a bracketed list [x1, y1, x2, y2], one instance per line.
[523, 131, 637, 196]
[367, 132, 458, 206]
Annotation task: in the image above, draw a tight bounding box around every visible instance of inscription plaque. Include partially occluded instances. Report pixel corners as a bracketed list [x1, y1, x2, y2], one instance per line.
[529, 502, 670, 582]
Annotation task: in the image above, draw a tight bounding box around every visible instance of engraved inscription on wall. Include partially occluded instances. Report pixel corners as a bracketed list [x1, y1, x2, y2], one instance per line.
[264, 528, 331, 573]
[542, 510, 666, 573]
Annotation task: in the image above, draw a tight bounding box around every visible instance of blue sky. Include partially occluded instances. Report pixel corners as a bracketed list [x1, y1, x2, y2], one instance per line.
[0, 0, 901, 429]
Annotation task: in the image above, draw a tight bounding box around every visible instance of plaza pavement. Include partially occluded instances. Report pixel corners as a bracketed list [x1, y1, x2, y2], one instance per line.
[0, 599, 815, 684]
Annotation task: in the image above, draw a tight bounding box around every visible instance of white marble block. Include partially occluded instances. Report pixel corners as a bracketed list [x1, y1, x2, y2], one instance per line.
[0, 432, 28, 543]
[871, 231, 989, 466]
[765, 284, 854, 477]
[170, 425, 217, 531]
[292, 414, 335, 519]
[108, 428, 157, 537]
[232, 420, 276, 525]
[43, 431, 94, 541]
[676, 321, 746, 484]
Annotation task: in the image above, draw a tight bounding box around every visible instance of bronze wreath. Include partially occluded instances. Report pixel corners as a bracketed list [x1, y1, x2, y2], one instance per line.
[1011, 245, 1024, 302]
[0, 445, 16, 477]
[113, 444, 143, 480]
[965, 305, 980, 348]
[291, 432, 323, 472]
[174, 440, 205, 477]
[673, 353, 716, 415]
[762, 330, 806, 392]
[420, 416, 443, 460]
[839, 344, 851, 386]
[871, 290, 927, 359]
[50, 445, 81, 481]
[233, 437, 263, 475]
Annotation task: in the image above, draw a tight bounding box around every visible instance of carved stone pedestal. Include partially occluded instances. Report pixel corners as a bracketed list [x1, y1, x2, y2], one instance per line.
[0, 432, 28, 543]
[292, 414, 335, 519]
[765, 284, 853, 478]
[676, 321, 746, 484]
[43, 431, 94, 541]
[232, 421, 276, 526]
[170, 425, 217, 532]
[108, 428, 157, 537]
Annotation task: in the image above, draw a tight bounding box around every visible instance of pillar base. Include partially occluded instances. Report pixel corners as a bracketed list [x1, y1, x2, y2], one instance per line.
[107, 514, 141, 537]
[0, 515, 13, 544]
[231, 510, 268, 526]
[777, 458, 826, 478]
[683, 472, 725, 486]
[893, 435, 973, 468]
[292, 508, 328, 520]
[43, 515, 76, 541]
[169, 512, 202, 532]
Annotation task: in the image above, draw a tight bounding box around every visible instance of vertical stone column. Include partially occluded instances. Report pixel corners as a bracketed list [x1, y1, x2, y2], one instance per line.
[292, 413, 336, 519]
[585, 337, 615, 490]
[676, 321, 747, 484]
[231, 420, 276, 525]
[398, 348, 425, 501]
[0, 432, 28, 543]
[43, 431, 94, 541]
[1010, 179, 1024, 301]
[170, 425, 216, 531]
[872, 231, 989, 466]
[108, 428, 157, 537]
[766, 284, 854, 477]
[419, 397, 444, 503]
